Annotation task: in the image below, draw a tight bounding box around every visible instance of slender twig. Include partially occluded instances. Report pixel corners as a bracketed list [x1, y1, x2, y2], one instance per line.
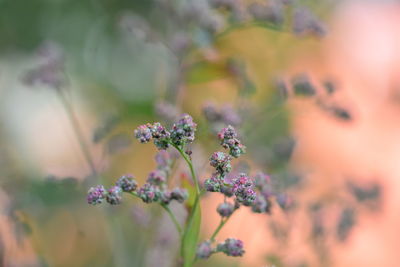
[210, 215, 232, 242]
[128, 192, 183, 237]
[55, 89, 97, 177]
[172, 144, 200, 195]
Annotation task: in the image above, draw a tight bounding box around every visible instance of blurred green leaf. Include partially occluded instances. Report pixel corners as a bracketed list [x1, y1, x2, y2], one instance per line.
[181, 177, 196, 208]
[181, 197, 201, 267]
[186, 61, 227, 84]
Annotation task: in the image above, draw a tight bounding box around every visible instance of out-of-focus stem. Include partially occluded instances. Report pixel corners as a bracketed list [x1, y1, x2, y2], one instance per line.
[161, 204, 183, 236]
[55, 89, 97, 177]
[128, 192, 183, 237]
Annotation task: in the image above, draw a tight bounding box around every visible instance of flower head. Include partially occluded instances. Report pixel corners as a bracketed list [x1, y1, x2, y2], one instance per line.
[218, 125, 237, 140]
[134, 124, 153, 143]
[116, 174, 138, 192]
[218, 126, 246, 158]
[159, 190, 172, 205]
[22, 42, 66, 90]
[147, 170, 167, 185]
[251, 195, 270, 213]
[138, 183, 159, 203]
[220, 176, 234, 197]
[293, 7, 326, 37]
[150, 122, 171, 150]
[217, 202, 235, 217]
[204, 176, 221, 192]
[87, 185, 107, 205]
[210, 152, 232, 175]
[171, 114, 197, 146]
[232, 173, 256, 206]
[170, 187, 188, 203]
[217, 238, 245, 257]
[196, 241, 214, 259]
[106, 186, 123, 205]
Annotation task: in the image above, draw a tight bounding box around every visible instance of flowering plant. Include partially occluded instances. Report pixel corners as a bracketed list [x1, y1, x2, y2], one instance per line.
[87, 113, 283, 266]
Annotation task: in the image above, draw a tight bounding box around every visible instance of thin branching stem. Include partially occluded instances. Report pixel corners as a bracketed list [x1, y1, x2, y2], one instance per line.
[128, 192, 183, 237]
[172, 144, 200, 195]
[55, 89, 97, 177]
[161, 204, 183, 236]
[210, 215, 232, 242]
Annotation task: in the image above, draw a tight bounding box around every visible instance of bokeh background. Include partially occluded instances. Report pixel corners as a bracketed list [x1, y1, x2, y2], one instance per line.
[1, 0, 400, 266]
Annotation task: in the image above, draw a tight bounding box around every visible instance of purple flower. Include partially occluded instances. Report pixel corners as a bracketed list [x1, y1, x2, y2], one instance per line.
[171, 114, 197, 146]
[217, 202, 235, 217]
[196, 241, 214, 259]
[159, 190, 172, 205]
[204, 176, 221, 192]
[22, 42, 66, 90]
[116, 174, 138, 192]
[106, 186, 123, 205]
[138, 183, 159, 203]
[155, 151, 171, 171]
[217, 238, 245, 257]
[220, 105, 241, 126]
[232, 173, 256, 206]
[134, 124, 153, 143]
[218, 125, 237, 140]
[147, 170, 167, 185]
[170, 187, 188, 203]
[210, 152, 232, 175]
[202, 102, 221, 122]
[251, 195, 270, 213]
[218, 126, 246, 158]
[220, 176, 234, 197]
[87, 185, 107, 205]
[248, 0, 284, 26]
[154, 100, 180, 122]
[150, 122, 171, 150]
[276, 193, 293, 210]
[202, 102, 241, 127]
[293, 7, 326, 37]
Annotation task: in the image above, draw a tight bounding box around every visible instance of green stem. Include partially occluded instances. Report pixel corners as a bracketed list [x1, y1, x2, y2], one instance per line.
[128, 192, 183, 237]
[173, 144, 200, 195]
[161, 204, 183, 236]
[210, 216, 232, 242]
[170, 143, 201, 267]
[55, 89, 97, 177]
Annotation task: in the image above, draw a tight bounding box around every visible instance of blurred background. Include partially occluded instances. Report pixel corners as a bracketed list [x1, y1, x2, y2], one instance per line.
[1, 0, 400, 266]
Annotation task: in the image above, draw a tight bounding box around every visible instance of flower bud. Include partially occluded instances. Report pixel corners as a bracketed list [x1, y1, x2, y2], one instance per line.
[106, 186, 123, 205]
[171, 114, 197, 146]
[147, 170, 167, 185]
[217, 202, 235, 217]
[170, 188, 188, 203]
[138, 183, 159, 203]
[116, 174, 138, 192]
[210, 152, 232, 175]
[204, 176, 221, 192]
[251, 195, 270, 213]
[87, 185, 107, 205]
[217, 238, 245, 257]
[196, 241, 213, 259]
[134, 124, 153, 143]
